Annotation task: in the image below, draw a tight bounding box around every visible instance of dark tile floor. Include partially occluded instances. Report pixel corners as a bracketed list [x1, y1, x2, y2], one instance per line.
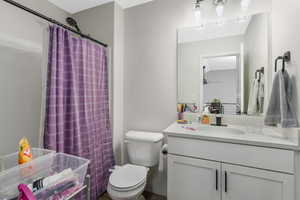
[99, 191, 166, 200]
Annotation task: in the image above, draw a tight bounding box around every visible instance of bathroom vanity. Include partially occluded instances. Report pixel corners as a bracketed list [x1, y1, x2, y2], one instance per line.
[173, 8, 300, 200]
[164, 122, 300, 200]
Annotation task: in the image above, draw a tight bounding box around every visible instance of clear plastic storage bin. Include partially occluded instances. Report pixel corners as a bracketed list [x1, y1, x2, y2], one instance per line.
[0, 148, 55, 172]
[0, 150, 89, 200]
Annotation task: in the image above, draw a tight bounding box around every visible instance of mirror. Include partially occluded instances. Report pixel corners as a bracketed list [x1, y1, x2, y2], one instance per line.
[177, 13, 269, 115]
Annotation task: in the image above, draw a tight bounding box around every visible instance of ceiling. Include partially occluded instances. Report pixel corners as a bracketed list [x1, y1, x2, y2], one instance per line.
[47, 0, 155, 14]
[206, 56, 237, 71]
[178, 16, 252, 44]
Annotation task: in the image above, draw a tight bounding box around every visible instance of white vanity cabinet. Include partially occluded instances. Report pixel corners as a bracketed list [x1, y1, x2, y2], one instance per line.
[168, 155, 221, 200]
[222, 163, 294, 200]
[167, 136, 296, 200]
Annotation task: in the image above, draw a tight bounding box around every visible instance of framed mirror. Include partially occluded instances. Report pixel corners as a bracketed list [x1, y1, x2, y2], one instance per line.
[177, 12, 269, 115]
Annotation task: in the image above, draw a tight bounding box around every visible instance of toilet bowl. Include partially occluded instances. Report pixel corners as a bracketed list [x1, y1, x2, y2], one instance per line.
[107, 131, 163, 200]
[107, 164, 148, 200]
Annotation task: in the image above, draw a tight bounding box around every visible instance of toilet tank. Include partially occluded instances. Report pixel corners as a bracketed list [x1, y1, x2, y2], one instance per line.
[125, 131, 163, 167]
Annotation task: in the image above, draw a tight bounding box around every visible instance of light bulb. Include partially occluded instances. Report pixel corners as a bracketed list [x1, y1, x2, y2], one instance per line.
[216, 4, 224, 17]
[241, 0, 251, 11]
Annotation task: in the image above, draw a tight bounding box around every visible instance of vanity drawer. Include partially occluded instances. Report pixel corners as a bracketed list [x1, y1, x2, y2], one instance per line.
[168, 136, 295, 174]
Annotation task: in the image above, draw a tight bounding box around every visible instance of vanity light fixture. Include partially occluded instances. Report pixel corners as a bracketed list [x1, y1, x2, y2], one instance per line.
[213, 0, 227, 17]
[193, 0, 250, 27]
[195, 0, 205, 24]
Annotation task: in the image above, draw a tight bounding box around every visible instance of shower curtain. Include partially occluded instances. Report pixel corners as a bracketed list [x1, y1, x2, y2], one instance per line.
[44, 25, 114, 199]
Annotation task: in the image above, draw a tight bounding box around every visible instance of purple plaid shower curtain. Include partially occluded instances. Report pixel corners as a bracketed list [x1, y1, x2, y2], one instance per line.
[44, 25, 114, 199]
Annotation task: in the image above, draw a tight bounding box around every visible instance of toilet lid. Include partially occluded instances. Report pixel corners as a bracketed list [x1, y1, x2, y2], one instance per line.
[109, 164, 148, 191]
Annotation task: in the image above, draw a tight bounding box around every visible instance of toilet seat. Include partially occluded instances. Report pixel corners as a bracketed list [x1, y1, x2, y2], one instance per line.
[109, 164, 148, 192]
[107, 180, 146, 200]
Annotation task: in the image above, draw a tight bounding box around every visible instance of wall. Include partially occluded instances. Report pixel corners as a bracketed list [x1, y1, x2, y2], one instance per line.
[0, 0, 69, 51]
[204, 69, 238, 114]
[244, 13, 269, 112]
[178, 36, 243, 105]
[271, 0, 300, 120]
[74, 2, 125, 165]
[112, 3, 125, 164]
[0, 0, 69, 155]
[73, 2, 115, 47]
[271, 1, 300, 198]
[124, 0, 271, 139]
[0, 46, 41, 155]
[124, 0, 271, 196]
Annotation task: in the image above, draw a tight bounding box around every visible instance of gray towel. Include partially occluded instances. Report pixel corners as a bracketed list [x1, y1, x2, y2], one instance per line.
[248, 78, 259, 115]
[258, 76, 265, 113]
[264, 71, 298, 127]
[248, 75, 264, 115]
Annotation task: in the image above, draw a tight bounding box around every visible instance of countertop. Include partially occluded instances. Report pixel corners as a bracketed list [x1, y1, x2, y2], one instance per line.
[163, 122, 300, 151]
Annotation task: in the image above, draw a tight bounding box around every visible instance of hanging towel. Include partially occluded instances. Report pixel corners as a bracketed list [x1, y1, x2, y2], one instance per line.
[258, 75, 265, 113]
[264, 71, 298, 128]
[248, 78, 260, 115]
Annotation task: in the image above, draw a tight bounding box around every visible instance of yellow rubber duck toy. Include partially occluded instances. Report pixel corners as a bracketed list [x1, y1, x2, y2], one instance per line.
[18, 138, 33, 165]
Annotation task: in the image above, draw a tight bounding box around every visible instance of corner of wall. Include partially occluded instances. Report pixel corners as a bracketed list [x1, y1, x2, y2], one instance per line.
[112, 1, 125, 165]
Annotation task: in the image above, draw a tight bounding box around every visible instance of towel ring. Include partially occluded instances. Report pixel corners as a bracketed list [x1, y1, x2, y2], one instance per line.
[275, 51, 291, 72]
[255, 67, 264, 82]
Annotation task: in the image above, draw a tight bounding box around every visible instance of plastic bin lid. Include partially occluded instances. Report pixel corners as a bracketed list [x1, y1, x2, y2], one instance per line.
[125, 131, 163, 143]
[109, 164, 147, 190]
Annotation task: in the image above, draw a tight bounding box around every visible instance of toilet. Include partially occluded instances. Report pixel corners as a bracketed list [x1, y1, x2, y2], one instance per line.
[107, 131, 164, 200]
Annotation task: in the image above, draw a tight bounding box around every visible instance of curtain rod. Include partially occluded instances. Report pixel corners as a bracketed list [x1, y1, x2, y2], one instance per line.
[2, 0, 108, 47]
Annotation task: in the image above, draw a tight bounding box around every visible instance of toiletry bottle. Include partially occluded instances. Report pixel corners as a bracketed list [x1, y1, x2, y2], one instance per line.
[202, 115, 210, 124]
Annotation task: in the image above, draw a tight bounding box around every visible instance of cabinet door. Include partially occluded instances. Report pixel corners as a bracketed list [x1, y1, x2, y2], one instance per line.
[222, 163, 294, 200]
[168, 154, 221, 200]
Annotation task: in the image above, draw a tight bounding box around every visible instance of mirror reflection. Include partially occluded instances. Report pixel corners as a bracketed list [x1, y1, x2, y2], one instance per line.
[203, 55, 240, 115]
[177, 13, 269, 115]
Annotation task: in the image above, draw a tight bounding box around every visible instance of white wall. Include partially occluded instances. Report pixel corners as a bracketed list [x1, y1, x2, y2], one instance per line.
[124, 0, 271, 139]
[271, 1, 300, 198]
[178, 35, 243, 105]
[0, 0, 69, 51]
[124, 0, 271, 196]
[204, 69, 238, 103]
[0, 0, 69, 156]
[0, 46, 42, 155]
[244, 13, 269, 112]
[271, 0, 300, 121]
[73, 2, 115, 47]
[112, 3, 125, 165]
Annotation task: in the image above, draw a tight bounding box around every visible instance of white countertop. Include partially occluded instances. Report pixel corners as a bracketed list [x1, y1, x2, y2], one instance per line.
[164, 122, 300, 151]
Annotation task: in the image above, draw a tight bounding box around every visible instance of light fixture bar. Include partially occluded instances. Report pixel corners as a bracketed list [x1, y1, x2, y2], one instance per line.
[213, 0, 227, 5]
